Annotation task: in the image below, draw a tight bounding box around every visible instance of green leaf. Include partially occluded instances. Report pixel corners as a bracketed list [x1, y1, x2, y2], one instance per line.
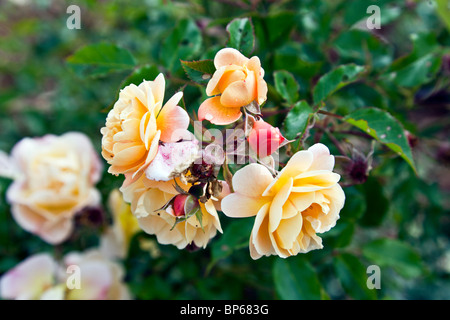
[384, 33, 442, 88]
[273, 257, 323, 300]
[344, 107, 416, 172]
[334, 253, 377, 300]
[322, 220, 355, 248]
[339, 186, 366, 221]
[283, 100, 314, 140]
[436, 0, 450, 32]
[313, 64, 366, 105]
[119, 64, 160, 89]
[255, 11, 296, 49]
[226, 17, 255, 56]
[66, 43, 136, 78]
[273, 43, 323, 80]
[206, 219, 253, 273]
[358, 176, 389, 227]
[274, 70, 300, 104]
[181, 59, 215, 84]
[332, 30, 393, 69]
[362, 238, 425, 278]
[391, 53, 442, 88]
[162, 19, 202, 72]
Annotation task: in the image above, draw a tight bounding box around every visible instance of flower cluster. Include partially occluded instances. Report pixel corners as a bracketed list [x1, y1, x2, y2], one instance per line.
[100, 47, 345, 259]
[0, 134, 134, 300]
[0, 250, 130, 300]
[0, 47, 345, 301]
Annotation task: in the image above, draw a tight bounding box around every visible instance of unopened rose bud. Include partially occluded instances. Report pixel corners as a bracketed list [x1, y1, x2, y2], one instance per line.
[248, 120, 286, 158]
[173, 194, 189, 217]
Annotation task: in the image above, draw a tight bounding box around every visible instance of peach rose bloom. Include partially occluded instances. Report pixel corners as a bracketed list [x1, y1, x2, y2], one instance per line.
[198, 48, 268, 125]
[221, 143, 345, 259]
[120, 177, 223, 249]
[5, 132, 102, 244]
[101, 73, 189, 182]
[0, 253, 57, 300]
[63, 250, 131, 300]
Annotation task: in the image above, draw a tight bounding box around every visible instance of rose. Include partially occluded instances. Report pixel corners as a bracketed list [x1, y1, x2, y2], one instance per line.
[101, 73, 190, 183]
[248, 119, 286, 158]
[120, 177, 223, 250]
[221, 143, 345, 259]
[5, 132, 102, 244]
[63, 250, 131, 300]
[0, 253, 57, 300]
[198, 48, 268, 125]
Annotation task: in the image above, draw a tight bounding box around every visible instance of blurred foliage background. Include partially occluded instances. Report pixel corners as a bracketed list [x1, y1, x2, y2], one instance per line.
[0, 0, 449, 300]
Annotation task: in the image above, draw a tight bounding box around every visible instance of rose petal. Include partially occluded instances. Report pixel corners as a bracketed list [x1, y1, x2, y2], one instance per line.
[262, 150, 313, 197]
[221, 193, 269, 218]
[198, 96, 242, 125]
[307, 143, 335, 171]
[149, 73, 166, 109]
[275, 213, 303, 251]
[40, 218, 73, 245]
[0, 253, 56, 300]
[250, 202, 274, 259]
[220, 80, 253, 108]
[232, 163, 274, 197]
[269, 177, 293, 233]
[214, 48, 248, 69]
[206, 65, 243, 96]
[157, 106, 190, 143]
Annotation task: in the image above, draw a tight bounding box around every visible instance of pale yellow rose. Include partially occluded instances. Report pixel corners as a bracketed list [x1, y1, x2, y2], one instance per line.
[0, 253, 57, 300]
[101, 73, 189, 182]
[5, 132, 102, 244]
[120, 177, 223, 249]
[0, 250, 130, 300]
[222, 143, 345, 259]
[198, 48, 268, 125]
[63, 250, 131, 300]
[100, 189, 140, 259]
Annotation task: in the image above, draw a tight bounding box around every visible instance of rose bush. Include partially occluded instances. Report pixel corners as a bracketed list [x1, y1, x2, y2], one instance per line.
[0, 0, 448, 301]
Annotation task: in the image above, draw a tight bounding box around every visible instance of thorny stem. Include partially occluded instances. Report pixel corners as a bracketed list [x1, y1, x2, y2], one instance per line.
[261, 107, 289, 117]
[324, 129, 347, 157]
[262, 107, 344, 119]
[317, 110, 343, 119]
[336, 130, 373, 139]
[222, 157, 234, 193]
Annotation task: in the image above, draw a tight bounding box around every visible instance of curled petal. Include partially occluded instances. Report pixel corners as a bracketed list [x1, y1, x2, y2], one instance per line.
[307, 143, 335, 171]
[206, 65, 243, 96]
[198, 96, 242, 125]
[214, 48, 249, 69]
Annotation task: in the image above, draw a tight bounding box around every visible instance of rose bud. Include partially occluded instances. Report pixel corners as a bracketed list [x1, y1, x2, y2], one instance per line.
[172, 194, 201, 219]
[173, 194, 189, 217]
[248, 120, 286, 158]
